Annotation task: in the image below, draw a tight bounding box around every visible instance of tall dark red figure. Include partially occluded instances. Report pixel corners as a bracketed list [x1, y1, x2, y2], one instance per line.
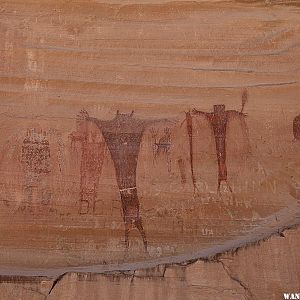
[192, 91, 248, 193]
[76, 110, 169, 252]
[90, 111, 152, 251]
[293, 114, 300, 140]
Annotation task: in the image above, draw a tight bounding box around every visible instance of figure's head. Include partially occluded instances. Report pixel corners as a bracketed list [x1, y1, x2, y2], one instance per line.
[77, 109, 89, 120]
[76, 109, 90, 132]
[213, 105, 225, 113]
[115, 110, 134, 120]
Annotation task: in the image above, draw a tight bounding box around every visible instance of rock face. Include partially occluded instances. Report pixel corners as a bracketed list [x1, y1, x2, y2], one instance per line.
[0, 0, 299, 299]
[1, 226, 300, 299]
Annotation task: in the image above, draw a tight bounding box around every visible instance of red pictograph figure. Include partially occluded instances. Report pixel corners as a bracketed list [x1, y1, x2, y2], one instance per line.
[77, 110, 170, 252]
[293, 114, 300, 141]
[21, 129, 51, 207]
[192, 90, 249, 193]
[151, 127, 172, 173]
[69, 110, 106, 214]
[181, 111, 198, 194]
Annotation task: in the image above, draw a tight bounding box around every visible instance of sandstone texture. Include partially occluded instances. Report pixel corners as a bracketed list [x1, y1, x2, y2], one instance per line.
[0, 0, 299, 299]
[0, 226, 299, 299]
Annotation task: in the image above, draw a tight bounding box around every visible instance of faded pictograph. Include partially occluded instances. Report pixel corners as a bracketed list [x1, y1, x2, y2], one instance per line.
[181, 110, 198, 193]
[192, 90, 249, 193]
[150, 127, 172, 173]
[49, 128, 65, 173]
[69, 110, 106, 215]
[293, 114, 300, 141]
[177, 158, 187, 184]
[21, 129, 51, 208]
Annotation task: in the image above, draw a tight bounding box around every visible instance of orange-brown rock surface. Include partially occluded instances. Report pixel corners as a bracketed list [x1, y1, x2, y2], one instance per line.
[0, 0, 299, 299]
[0, 226, 299, 299]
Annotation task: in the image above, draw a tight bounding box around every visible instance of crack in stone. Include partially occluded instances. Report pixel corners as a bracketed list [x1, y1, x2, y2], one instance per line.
[217, 259, 254, 300]
[0, 223, 298, 299]
[1, 222, 296, 300]
[20, 286, 48, 298]
[46, 272, 66, 299]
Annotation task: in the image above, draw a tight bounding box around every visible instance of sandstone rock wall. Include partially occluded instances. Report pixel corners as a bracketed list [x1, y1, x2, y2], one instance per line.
[0, 226, 299, 299]
[0, 0, 299, 299]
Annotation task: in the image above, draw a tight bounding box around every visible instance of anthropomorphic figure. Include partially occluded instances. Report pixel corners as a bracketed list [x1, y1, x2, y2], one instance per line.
[78, 110, 170, 252]
[21, 129, 51, 207]
[181, 111, 198, 194]
[192, 91, 248, 193]
[152, 127, 172, 173]
[70, 110, 106, 214]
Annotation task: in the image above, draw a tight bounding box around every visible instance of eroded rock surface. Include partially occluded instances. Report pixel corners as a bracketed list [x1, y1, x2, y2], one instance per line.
[0, 226, 299, 299]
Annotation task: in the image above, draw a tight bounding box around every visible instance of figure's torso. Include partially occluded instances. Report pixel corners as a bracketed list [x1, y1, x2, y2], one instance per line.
[93, 116, 148, 189]
[210, 112, 228, 139]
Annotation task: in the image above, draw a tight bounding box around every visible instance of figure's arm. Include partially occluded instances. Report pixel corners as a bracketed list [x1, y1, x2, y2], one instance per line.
[70, 110, 103, 145]
[191, 109, 212, 120]
[144, 117, 178, 129]
[88, 116, 105, 131]
[226, 110, 247, 117]
[227, 110, 247, 119]
[69, 131, 84, 141]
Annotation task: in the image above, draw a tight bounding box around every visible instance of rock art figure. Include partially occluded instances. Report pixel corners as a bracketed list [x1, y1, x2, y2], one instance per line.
[177, 158, 187, 184]
[183, 111, 197, 193]
[70, 110, 106, 214]
[21, 129, 51, 207]
[192, 90, 249, 193]
[293, 114, 300, 140]
[151, 127, 172, 173]
[74, 110, 170, 251]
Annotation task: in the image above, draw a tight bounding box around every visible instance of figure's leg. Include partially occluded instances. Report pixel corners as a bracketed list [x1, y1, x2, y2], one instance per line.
[218, 179, 233, 194]
[225, 181, 233, 193]
[134, 218, 148, 252]
[124, 221, 131, 250]
[217, 179, 221, 194]
[166, 149, 171, 173]
[79, 198, 89, 214]
[216, 137, 227, 194]
[120, 189, 147, 252]
[153, 144, 159, 165]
